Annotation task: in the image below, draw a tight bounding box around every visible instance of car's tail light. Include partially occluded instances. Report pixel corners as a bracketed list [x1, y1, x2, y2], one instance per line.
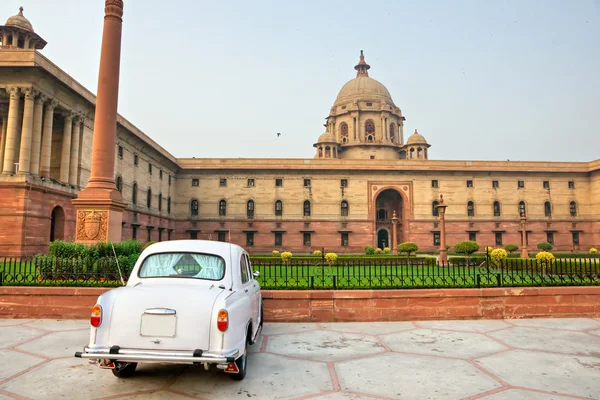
[90, 304, 102, 327]
[217, 309, 228, 332]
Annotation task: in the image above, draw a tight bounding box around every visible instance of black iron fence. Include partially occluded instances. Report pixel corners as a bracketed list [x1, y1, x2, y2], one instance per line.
[1, 256, 599, 289]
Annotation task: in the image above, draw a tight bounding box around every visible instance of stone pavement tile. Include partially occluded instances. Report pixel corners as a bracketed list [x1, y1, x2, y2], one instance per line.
[16, 329, 89, 359]
[262, 323, 319, 336]
[415, 319, 511, 333]
[0, 349, 44, 381]
[336, 352, 501, 399]
[0, 394, 15, 400]
[481, 388, 579, 399]
[113, 390, 195, 399]
[0, 325, 45, 348]
[589, 329, 600, 337]
[171, 353, 332, 399]
[0, 319, 35, 327]
[267, 330, 384, 362]
[307, 392, 382, 399]
[0, 358, 183, 400]
[320, 321, 414, 335]
[380, 329, 507, 358]
[23, 319, 90, 331]
[475, 350, 600, 399]
[506, 318, 600, 331]
[488, 327, 600, 356]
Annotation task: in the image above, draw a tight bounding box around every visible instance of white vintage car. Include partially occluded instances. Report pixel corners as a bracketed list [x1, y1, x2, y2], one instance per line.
[75, 240, 262, 380]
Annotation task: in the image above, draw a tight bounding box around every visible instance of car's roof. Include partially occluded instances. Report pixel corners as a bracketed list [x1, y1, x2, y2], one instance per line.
[142, 240, 245, 259]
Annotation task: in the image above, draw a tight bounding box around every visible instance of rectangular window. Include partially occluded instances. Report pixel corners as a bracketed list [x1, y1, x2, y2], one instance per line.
[468, 232, 477, 242]
[518, 180, 524, 188]
[247, 179, 255, 187]
[189, 231, 198, 240]
[168, 175, 171, 186]
[132, 226, 137, 240]
[370, 155, 375, 159]
[158, 230, 162, 242]
[433, 232, 440, 246]
[246, 232, 254, 247]
[568, 181, 575, 189]
[547, 232, 554, 245]
[274, 232, 283, 246]
[218, 232, 226, 242]
[495, 232, 503, 246]
[492, 180, 499, 188]
[466, 180, 473, 188]
[148, 163, 152, 174]
[303, 232, 311, 246]
[219, 178, 227, 187]
[134, 154, 139, 166]
[275, 178, 283, 187]
[572, 232, 580, 245]
[341, 233, 349, 247]
[543, 181, 550, 189]
[167, 230, 171, 241]
[366, 102, 373, 106]
[431, 180, 438, 188]
[526, 231, 529, 246]
[159, 170, 163, 180]
[118, 145, 123, 159]
[341, 179, 348, 187]
[147, 228, 152, 242]
[192, 178, 199, 186]
[304, 178, 311, 187]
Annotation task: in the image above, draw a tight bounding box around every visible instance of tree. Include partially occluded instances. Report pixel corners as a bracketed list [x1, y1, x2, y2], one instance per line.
[504, 244, 518, 254]
[397, 242, 418, 258]
[454, 241, 480, 264]
[537, 242, 553, 252]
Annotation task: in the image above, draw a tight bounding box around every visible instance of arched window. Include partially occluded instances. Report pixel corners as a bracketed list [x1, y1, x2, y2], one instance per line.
[365, 120, 375, 142]
[341, 200, 349, 216]
[132, 182, 137, 205]
[158, 193, 162, 212]
[340, 123, 349, 143]
[116, 175, 123, 193]
[190, 199, 199, 216]
[318, 147, 323, 158]
[167, 196, 171, 214]
[467, 201, 475, 217]
[518, 201, 526, 217]
[417, 148, 423, 158]
[247, 200, 255, 217]
[544, 201, 552, 217]
[325, 146, 331, 158]
[493, 201, 501, 217]
[432, 200, 439, 217]
[377, 209, 387, 220]
[275, 200, 283, 216]
[569, 201, 577, 217]
[389, 123, 395, 143]
[147, 188, 152, 208]
[303, 200, 311, 217]
[219, 199, 227, 216]
[409, 148, 415, 159]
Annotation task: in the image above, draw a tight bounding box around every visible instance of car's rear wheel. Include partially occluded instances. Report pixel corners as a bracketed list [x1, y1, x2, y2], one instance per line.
[230, 334, 248, 381]
[111, 362, 137, 378]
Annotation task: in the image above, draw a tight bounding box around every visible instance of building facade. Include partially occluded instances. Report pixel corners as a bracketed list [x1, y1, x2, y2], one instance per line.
[0, 9, 598, 256]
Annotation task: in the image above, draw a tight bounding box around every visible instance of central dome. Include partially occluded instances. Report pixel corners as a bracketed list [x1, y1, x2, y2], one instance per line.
[335, 75, 393, 105]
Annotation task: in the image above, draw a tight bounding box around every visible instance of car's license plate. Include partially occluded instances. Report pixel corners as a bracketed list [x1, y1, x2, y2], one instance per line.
[140, 314, 177, 337]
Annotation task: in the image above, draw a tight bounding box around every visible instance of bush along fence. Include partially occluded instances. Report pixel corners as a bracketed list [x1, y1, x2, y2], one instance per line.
[1, 252, 599, 289]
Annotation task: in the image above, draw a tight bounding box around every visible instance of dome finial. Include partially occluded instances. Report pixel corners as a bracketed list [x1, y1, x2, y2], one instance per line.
[19, 6, 24, 16]
[354, 50, 370, 77]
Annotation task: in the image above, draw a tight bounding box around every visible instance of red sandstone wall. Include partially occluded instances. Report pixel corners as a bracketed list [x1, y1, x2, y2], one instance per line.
[1, 286, 598, 321]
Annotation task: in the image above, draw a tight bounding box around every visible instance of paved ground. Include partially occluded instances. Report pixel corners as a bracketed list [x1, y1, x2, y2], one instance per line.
[0, 318, 599, 400]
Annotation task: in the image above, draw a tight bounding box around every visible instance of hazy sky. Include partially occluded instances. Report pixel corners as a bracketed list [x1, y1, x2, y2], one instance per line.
[2, 1, 599, 161]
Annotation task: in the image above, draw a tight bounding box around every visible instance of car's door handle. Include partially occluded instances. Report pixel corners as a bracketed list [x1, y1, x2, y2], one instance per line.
[244, 289, 248, 293]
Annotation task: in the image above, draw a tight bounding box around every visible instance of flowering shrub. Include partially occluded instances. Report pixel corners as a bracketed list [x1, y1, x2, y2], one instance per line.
[375, 248, 383, 254]
[383, 247, 391, 254]
[313, 250, 322, 257]
[536, 251, 555, 267]
[272, 250, 280, 257]
[325, 252, 338, 265]
[490, 248, 507, 263]
[364, 246, 375, 255]
[280, 251, 293, 264]
[591, 248, 598, 254]
[485, 246, 494, 254]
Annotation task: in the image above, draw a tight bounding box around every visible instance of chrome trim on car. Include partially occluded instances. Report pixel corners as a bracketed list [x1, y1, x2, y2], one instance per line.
[144, 308, 176, 315]
[75, 347, 239, 364]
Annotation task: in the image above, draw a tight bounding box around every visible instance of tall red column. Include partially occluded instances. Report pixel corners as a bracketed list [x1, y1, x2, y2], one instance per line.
[520, 214, 529, 258]
[391, 211, 399, 254]
[437, 195, 449, 264]
[72, 1, 126, 243]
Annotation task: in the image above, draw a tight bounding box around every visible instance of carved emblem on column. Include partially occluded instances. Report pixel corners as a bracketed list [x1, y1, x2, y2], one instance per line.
[105, 0, 124, 18]
[77, 211, 108, 241]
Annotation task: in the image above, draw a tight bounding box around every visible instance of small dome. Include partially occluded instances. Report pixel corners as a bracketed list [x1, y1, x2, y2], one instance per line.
[5, 7, 34, 32]
[406, 129, 427, 145]
[317, 131, 337, 143]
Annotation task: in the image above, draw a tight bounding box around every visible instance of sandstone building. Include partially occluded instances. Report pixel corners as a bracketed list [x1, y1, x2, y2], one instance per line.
[0, 9, 598, 256]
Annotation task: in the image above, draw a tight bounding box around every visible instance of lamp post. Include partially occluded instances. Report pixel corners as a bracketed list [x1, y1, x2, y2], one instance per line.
[437, 194, 448, 264]
[391, 210, 399, 254]
[520, 212, 529, 258]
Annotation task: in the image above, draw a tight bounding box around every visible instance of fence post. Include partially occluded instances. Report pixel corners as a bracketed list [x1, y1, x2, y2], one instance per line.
[321, 247, 325, 265]
[310, 276, 315, 290]
[333, 275, 337, 290]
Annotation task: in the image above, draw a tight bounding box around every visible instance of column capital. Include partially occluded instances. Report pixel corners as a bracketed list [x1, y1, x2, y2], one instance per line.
[5, 86, 21, 99]
[105, 0, 124, 19]
[35, 93, 47, 105]
[22, 87, 37, 100]
[62, 111, 75, 121]
[44, 98, 59, 111]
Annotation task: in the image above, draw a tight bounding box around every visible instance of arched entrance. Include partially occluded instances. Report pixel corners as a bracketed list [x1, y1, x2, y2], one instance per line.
[377, 229, 389, 249]
[50, 206, 65, 242]
[374, 189, 403, 248]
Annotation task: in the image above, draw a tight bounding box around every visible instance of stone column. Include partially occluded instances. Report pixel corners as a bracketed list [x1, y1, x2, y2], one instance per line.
[2, 87, 21, 175]
[0, 110, 8, 174]
[11, 33, 18, 47]
[520, 214, 529, 258]
[59, 113, 73, 183]
[69, 116, 82, 186]
[17, 88, 36, 175]
[29, 94, 45, 176]
[73, 0, 126, 244]
[437, 194, 449, 264]
[391, 211, 399, 254]
[39, 100, 57, 177]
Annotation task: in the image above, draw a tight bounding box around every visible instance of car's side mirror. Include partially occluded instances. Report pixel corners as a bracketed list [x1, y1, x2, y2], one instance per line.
[253, 271, 260, 278]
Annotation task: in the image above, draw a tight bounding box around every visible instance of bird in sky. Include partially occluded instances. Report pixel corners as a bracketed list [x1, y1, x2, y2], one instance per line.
[277, 133, 281, 137]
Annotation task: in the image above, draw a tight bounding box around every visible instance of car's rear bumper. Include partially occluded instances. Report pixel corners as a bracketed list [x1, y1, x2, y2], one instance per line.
[75, 346, 239, 364]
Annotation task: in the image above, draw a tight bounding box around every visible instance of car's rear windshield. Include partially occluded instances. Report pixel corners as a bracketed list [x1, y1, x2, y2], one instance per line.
[138, 252, 225, 280]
